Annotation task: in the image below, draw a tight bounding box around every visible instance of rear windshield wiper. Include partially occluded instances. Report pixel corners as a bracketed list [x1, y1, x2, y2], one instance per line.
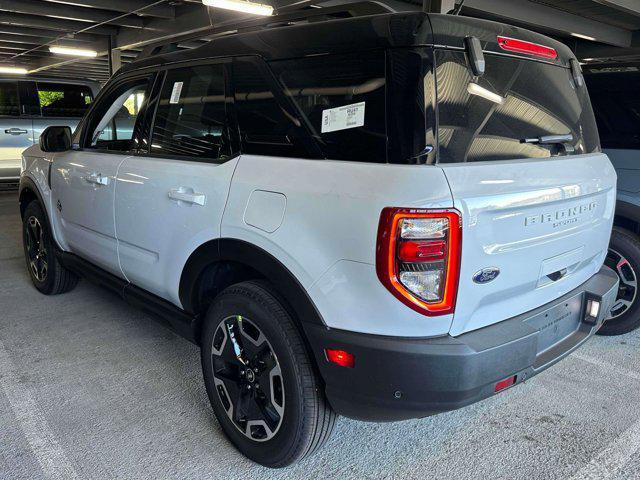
[521, 134, 575, 154]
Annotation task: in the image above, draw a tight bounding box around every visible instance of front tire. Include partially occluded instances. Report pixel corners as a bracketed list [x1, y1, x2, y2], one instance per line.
[600, 227, 640, 335]
[22, 200, 78, 295]
[201, 280, 336, 467]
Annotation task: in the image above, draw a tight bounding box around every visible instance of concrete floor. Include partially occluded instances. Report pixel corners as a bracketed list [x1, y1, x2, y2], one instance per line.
[1, 190, 640, 480]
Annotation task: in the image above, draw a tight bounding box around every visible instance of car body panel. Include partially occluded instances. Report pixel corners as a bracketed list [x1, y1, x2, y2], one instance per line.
[114, 155, 240, 305]
[440, 153, 616, 335]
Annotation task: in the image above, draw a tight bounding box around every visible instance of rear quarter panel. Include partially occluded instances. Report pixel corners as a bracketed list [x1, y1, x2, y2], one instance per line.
[222, 155, 455, 337]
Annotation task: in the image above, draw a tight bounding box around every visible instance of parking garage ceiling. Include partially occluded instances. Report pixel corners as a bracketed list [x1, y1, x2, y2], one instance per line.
[0, 0, 638, 82]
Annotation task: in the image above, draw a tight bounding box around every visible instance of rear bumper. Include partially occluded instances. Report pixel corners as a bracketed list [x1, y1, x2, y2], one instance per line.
[305, 265, 619, 422]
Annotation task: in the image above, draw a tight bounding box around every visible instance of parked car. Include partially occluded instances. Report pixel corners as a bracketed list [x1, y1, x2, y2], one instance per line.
[0, 77, 98, 186]
[585, 66, 640, 335]
[18, 11, 619, 467]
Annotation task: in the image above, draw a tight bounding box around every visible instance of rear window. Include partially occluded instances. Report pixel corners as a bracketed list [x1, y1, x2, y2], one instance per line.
[586, 71, 640, 150]
[435, 50, 600, 163]
[37, 82, 93, 118]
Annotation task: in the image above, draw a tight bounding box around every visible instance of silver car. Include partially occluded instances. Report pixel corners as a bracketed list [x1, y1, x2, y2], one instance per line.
[0, 77, 99, 185]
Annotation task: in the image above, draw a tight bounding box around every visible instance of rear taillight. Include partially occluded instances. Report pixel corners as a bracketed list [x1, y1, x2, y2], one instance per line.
[376, 208, 462, 316]
[497, 36, 557, 59]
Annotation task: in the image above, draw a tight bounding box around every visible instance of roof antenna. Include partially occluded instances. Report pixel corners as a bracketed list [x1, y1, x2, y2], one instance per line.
[452, 0, 466, 15]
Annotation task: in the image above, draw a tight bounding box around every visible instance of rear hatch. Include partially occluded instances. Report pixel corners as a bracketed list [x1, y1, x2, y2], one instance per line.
[429, 18, 616, 336]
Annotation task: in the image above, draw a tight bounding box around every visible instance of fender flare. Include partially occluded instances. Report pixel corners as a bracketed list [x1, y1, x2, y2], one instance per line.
[19, 176, 67, 252]
[179, 238, 326, 326]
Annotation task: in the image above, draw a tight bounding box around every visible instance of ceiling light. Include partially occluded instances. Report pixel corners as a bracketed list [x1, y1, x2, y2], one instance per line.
[467, 83, 504, 105]
[49, 46, 98, 57]
[202, 0, 273, 16]
[0, 66, 27, 75]
[571, 33, 596, 41]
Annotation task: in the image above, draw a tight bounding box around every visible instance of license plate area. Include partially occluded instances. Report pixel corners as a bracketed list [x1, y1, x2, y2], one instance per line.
[525, 293, 584, 355]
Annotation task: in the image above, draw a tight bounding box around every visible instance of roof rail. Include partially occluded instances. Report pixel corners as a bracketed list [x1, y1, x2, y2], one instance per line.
[138, 1, 394, 60]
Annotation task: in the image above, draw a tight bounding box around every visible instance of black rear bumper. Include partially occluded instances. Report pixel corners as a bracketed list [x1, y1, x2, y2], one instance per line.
[304, 266, 619, 422]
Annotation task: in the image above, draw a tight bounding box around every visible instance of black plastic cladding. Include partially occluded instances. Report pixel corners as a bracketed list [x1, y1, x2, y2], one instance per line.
[119, 12, 574, 77]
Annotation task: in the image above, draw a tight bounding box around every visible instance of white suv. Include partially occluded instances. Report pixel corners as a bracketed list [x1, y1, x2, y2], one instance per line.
[19, 11, 619, 467]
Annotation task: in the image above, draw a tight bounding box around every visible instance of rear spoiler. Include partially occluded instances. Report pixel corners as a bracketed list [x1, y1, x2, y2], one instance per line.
[428, 13, 574, 67]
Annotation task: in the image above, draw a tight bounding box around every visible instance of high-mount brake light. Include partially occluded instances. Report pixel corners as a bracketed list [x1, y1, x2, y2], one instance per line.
[376, 208, 462, 316]
[497, 36, 558, 59]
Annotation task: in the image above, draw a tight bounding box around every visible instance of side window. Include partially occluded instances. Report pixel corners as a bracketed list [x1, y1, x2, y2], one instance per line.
[151, 64, 232, 160]
[0, 82, 19, 116]
[84, 76, 153, 152]
[36, 82, 93, 117]
[233, 58, 313, 158]
[18, 81, 41, 116]
[270, 50, 387, 163]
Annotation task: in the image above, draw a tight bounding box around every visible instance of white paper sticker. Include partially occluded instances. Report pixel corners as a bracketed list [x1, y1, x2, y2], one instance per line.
[169, 82, 184, 104]
[321, 101, 365, 133]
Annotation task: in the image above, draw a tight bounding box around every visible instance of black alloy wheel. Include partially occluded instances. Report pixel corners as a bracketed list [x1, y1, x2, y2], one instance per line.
[210, 314, 285, 442]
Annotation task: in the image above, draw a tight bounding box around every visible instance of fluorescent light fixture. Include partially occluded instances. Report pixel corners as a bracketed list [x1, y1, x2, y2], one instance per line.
[202, 0, 273, 16]
[0, 66, 27, 75]
[49, 46, 98, 57]
[571, 32, 596, 41]
[467, 83, 504, 105]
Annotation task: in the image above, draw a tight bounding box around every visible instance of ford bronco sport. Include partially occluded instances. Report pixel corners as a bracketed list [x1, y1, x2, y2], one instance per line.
[18, 10, 619, 467]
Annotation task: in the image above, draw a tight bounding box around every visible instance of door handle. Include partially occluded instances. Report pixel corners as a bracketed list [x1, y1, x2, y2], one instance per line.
[84, 173, 110, 186]
[168, 188, 206, 206]
[5, 128, 28, 135]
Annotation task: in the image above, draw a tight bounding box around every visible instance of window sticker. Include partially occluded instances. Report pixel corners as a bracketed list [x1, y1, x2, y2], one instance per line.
[169, 82, 184, 104]
[321, 101, 365, 133]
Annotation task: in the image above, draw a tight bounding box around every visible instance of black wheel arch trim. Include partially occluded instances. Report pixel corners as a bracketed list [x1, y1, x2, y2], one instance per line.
[18, 176, 63, 250]
[179, 238, 326, 327]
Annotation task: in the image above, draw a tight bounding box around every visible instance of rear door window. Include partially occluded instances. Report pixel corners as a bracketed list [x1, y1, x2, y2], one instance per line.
[0, 82, 20, 116]
[270, 50, 387, 163]
[435, 50, 599, 162]
[150, 64, 233, 161]
[36, 82, 93, 118]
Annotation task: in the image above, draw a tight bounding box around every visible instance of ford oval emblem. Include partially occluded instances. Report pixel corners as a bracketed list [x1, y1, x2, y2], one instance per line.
[473, 267, 500, 284]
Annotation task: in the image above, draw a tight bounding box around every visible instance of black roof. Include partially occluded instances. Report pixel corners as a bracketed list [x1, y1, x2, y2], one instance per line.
[121, 11, 575, 75]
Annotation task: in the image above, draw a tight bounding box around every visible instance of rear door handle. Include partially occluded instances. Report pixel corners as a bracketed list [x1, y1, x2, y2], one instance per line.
[84, 173, 109, 186]
[168, 188, 206, 206]
[5, 128, 28, 135]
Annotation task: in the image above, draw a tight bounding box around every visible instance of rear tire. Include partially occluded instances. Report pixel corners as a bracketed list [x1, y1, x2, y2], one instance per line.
[22, 200, 78, 295]
[599, 227, 640, 336]
[201, 280, 336, 468]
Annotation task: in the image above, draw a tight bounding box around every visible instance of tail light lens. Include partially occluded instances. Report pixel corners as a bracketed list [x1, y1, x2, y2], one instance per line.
[376, 208, 462, 316]
[497, 36, 558, 59]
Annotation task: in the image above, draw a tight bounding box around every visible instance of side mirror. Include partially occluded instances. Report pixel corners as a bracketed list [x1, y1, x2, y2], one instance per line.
[40, 126, 72, 153]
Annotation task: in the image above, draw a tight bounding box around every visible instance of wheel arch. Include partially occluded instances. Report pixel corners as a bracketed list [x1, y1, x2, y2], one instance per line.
[18, 177, 43, 219]
[179, 238, 326, 339]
